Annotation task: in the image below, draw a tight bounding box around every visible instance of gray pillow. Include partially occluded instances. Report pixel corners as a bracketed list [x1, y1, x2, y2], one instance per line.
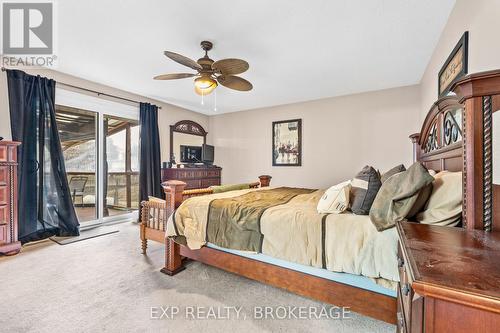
[350, 166, 382, 215]
[369, 162, 434, 231]
[381, 164, 406, 183]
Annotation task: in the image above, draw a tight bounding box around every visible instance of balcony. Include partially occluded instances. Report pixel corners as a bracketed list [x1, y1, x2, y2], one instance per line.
[67, 171, 139, 222]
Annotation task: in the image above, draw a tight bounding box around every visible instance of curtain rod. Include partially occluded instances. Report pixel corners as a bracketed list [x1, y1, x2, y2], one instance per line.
[1, 67, 162, 109]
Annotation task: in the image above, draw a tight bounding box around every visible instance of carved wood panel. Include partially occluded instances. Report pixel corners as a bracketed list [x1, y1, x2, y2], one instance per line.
[482, 96, 493, 231]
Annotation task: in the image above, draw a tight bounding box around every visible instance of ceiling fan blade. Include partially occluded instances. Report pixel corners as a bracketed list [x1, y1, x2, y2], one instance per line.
[153, 73, 197, 80]
[164, 51, 202, 71]
[217, 75, 253, 91]
[212, 58, 249, 75]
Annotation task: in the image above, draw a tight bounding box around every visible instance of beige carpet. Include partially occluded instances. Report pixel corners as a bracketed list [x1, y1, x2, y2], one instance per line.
[0, 223, 394, 333]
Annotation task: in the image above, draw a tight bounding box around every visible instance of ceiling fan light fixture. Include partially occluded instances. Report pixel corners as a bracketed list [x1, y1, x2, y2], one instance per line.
[194, 76, 217, 95]
[156, 41, 252, 96]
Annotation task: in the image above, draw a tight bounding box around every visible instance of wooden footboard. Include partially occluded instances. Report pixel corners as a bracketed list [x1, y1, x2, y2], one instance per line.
[139, 175, 271, 255]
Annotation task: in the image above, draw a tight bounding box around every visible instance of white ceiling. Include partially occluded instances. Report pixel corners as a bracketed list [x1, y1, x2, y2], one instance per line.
[56, 0, 455, 114]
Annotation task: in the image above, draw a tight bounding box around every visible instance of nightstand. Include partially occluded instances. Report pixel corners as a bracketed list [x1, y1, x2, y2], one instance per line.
[396, 222, 500, 333]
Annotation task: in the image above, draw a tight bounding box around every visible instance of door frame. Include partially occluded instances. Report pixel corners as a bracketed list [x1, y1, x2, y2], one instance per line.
[56, 88, 139, 227]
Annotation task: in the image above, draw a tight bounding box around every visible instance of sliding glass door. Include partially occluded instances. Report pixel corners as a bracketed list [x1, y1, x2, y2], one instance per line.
[55, 89, 140, 225]
[56, 105, 98, 223]
[104, 115, 139, 218]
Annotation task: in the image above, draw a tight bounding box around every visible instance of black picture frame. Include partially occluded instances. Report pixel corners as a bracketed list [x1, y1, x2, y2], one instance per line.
[272, 119, 302, 166]
[438, 31, 468, 97]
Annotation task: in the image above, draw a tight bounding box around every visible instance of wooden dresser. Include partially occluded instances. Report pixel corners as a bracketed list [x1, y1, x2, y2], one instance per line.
[161, 166, 221, 190]
[0, 141, 21, 255]
[396, 222, 500, 333]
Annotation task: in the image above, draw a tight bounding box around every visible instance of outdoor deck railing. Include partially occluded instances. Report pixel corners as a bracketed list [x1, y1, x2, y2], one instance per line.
[66, 171, 139, 210]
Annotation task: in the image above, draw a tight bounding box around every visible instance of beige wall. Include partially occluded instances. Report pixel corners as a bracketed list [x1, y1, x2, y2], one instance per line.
[208, 85, 421, 189]
[0, 69, 208, 162]
[420, 0, 500, 120]
[3, 0, 499, 189]
[0, 69, 420, 190]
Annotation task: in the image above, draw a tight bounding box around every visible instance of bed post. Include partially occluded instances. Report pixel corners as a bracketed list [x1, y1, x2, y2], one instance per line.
[140, 202, 148, 254]
[259, 175, 272, 187]
[161, 238, 185, 276]
[160, 180, 187, 276]
[452, 70, 500, 231]
[409, 133, 420, 163]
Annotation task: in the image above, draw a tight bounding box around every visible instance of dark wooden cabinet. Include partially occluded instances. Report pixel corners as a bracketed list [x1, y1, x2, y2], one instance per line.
[0, 141, 21, 255]
[396, 222, 500, 333]
[161, 166, 221, 190]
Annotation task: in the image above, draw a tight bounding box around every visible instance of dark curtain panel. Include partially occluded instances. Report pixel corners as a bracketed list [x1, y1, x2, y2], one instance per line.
[7, 69, 79, 243]
[139, 103, 162, 205]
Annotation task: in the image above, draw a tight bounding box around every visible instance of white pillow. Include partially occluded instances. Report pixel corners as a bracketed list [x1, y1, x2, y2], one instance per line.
[416, 171, 462, 226]
[317, 180, 351, 214]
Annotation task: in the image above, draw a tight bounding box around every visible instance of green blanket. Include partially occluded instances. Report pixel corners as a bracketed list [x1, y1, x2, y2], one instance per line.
[210, 183, 250, 193]
[206, 187, 315, 251]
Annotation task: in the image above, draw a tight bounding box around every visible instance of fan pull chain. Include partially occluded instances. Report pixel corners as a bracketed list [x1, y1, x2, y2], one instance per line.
[201, 90, 204, 105]
[214, 89, 217, 112]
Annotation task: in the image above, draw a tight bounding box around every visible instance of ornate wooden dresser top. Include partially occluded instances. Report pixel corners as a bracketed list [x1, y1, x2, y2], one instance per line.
[397, 222, 500, 310]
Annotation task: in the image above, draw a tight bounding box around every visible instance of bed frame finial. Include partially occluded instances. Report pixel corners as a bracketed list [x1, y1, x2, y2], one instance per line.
[409, 133, 420, 162]
[162, 180, 187, 210]
[259, 175, 272, 187]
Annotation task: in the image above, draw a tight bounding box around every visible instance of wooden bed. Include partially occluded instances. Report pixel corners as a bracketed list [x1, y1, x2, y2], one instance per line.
[140, 179, 265, 253]
[141, 69, 500, 324]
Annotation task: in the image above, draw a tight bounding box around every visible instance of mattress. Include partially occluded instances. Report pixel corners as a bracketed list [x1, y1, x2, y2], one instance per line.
[166, 187, 400, 290]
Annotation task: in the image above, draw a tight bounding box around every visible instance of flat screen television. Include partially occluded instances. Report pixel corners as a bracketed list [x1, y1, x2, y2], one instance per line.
[180, 145, 202, 163]
[202, 144, 215, 164]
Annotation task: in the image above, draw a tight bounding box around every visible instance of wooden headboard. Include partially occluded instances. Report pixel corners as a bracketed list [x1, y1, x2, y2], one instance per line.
[410, 96, 463, 172]
[411, 69, 500, 232]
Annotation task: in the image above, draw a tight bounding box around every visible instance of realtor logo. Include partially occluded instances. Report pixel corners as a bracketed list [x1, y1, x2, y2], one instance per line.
[2, 2, 53, 54]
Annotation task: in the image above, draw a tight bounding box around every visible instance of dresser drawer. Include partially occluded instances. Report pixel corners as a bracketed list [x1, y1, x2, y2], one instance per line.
[0, 186, 8, 205]
[397, 286, 407, 333]
[397, 240, 424, 333]
[0, 166, 8, 186]
[399, 281, 413, 326]
[0, 204, 9, 226]
[0, 223, 7, 244]
[194, 170, 207, 178]
[398, 243, 412, 327]
[201, 178, 220, 188]
[184, 179, 202, 189]
[0, 145, 6, 162]
[0, 145, 17, 163]
[207, 170, 220, 177]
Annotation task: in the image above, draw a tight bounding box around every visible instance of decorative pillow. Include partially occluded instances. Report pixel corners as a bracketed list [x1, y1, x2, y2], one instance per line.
[317, 180, 351, 214]
[406, 183, 433, 218]
[148, 196, 166, 204]
[416, 171, 462, 227]
[210, 183, 250, 193]
[369, 162, 434, 231]
[381, 164, 406, 183]
[350, 166, 382, 215]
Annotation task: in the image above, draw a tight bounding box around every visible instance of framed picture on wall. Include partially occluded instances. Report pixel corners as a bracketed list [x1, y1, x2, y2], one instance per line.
[272, 119, 302, 166]
[438, 31, 468, 97]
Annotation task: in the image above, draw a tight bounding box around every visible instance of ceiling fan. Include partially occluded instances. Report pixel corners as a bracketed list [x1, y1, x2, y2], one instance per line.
[154, 41, 253, 96]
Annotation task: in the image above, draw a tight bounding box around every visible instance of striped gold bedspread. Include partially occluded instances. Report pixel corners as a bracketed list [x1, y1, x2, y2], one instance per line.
[166, 187, 399, 287]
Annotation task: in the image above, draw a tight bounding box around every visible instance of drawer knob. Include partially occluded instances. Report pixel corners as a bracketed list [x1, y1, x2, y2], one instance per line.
[402, 283, 410, 296]
[397, 256, 405, 268]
